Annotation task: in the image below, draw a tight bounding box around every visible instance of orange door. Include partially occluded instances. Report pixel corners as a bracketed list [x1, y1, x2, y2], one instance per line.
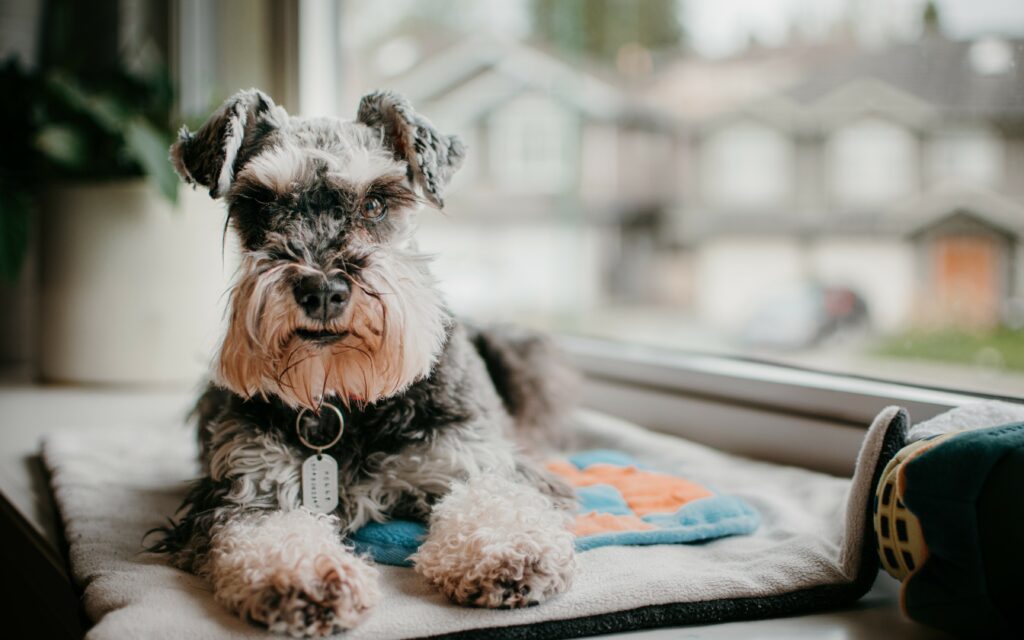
[931, 235, 1000, 328]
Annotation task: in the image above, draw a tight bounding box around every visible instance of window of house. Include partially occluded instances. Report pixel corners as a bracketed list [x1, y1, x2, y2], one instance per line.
[826, 117, 919, 209]
[701, 120, 794, 210]
[928, 127, 1004, 187]
[489, 94, 575, 194]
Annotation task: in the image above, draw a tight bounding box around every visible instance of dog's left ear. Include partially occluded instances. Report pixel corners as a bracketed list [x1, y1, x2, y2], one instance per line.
[357, 90, 466, 208]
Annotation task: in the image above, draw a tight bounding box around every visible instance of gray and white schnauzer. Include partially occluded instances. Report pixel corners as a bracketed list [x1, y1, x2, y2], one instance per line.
[153, 89, 579, 637]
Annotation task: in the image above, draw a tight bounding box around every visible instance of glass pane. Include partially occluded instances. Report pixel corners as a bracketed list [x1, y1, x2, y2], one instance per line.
[330, 0, 1024, 397]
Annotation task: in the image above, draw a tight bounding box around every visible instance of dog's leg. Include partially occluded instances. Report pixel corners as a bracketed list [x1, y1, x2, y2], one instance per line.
[207, 509, 380, 637]
[412, 475, 576, 608]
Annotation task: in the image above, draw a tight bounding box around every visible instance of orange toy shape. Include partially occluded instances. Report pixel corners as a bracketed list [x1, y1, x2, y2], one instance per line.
[548, 460, 713, 516]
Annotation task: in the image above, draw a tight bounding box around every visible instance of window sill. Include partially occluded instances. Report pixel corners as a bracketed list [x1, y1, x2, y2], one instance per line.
[559, 335, 1006, 475]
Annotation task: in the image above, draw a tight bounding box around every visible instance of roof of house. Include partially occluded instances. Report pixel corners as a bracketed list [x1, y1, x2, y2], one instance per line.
[642, 41, 856, 122]
[672, 180, 1024, 243]
[364, 30, 675, 129]
[784, 36, 1024, 121]
[688, 36, 1024, 133]
[900, 183, 1024, 239]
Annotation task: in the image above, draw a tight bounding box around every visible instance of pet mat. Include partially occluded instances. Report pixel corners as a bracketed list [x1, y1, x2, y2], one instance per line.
[352, 450, 761, 565]
[43, 407, 906, 640]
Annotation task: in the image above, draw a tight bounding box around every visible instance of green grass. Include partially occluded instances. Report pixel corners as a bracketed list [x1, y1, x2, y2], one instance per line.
[875, 328, 1024, 371]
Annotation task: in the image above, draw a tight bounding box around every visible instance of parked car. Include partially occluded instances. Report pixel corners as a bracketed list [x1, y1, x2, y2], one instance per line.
[741, 284, 870, 350]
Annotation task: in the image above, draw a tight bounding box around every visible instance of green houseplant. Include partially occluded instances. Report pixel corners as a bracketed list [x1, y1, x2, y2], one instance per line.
[2, 0, 234, 384]
[0, 56, 178, 281]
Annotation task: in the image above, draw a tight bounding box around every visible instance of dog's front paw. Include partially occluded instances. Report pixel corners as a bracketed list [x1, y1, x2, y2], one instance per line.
[209, 510, 380, 637]
[249, 553, 378, 637]
[430, 548, 575, 609]
[413, 476, 576, 608]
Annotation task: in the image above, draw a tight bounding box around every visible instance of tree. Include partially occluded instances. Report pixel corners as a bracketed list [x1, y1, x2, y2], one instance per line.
[922, 0, 943, 37]
[531, 0, 684, 65]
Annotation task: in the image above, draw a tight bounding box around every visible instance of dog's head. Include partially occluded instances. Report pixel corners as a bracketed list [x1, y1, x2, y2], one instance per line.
[172, 89, 465, 409]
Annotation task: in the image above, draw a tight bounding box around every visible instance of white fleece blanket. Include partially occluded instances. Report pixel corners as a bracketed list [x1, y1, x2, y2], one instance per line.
[43, 407, 899, 640]
[907, 400, 1024, 442]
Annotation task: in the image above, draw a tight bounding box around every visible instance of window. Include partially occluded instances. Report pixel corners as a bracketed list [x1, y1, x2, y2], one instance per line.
[10, 0, 1021, 458]
[325, 1, 1024, 399]
[826, 117, 918, 209]
[701, 120, 794, 210]
[490, 94, 576, 193]
[928, 127, 1004, 187]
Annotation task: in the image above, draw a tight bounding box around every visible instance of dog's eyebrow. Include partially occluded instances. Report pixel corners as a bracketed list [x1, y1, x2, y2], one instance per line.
[365, 175, 418, 206]
[368, 174, 405, 187]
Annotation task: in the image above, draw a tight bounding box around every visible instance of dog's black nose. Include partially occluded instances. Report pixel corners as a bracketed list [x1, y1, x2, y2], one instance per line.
[294, 276, 350, 322]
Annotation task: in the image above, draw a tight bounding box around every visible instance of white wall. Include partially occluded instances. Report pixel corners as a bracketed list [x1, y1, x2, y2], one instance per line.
[619, 127, 676, 201]
[694, 237, 804, 331]
[416, 217, 602, 320]
[38, 183, 238, 384]
[579, 123, 619, 201]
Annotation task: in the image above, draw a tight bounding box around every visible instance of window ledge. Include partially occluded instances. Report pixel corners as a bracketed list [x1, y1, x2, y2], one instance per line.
[559, 335, 1009, 475]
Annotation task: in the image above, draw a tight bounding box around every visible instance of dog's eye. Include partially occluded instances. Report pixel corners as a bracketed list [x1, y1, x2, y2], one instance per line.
[360, 196, 387, 222]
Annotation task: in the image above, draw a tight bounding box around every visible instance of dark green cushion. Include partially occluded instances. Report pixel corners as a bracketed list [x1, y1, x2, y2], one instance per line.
[902, 422, 1024, 638]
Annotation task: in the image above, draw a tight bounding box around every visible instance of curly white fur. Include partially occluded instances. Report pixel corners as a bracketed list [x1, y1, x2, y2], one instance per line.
[206, 418, 303, 510]
[208, 510, 380, 637]
[412, 475, 576, 608]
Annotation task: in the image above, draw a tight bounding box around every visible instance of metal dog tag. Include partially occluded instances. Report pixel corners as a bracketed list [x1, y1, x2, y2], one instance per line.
[302, 453, 339, 513]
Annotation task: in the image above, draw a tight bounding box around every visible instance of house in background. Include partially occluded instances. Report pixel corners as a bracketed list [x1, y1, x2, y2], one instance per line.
[348, 22, 1024, 339]
[670, 36, 1024, 335]
[903, 188, 1024, 330]
[345, 25, 680, 319]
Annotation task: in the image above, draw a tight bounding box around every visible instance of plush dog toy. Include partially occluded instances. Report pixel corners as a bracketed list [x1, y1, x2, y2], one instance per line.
[873, 402, 1024, 638]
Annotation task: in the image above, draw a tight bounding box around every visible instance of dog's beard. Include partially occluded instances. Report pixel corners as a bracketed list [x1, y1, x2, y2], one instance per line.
[217, 251, 448, 409]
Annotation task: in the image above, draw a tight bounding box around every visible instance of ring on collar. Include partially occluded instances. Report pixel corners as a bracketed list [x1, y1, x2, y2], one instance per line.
[295, 402, 345, 454]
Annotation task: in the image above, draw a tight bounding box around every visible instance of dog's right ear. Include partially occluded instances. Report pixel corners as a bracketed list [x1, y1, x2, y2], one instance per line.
[170, 89, 285, 198]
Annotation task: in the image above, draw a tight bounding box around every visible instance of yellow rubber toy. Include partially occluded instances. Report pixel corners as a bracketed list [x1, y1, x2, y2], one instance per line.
[873, 433, 957, 581]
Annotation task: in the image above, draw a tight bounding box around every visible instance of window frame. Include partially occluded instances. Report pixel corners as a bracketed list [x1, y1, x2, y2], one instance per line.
[559, 335, 1017, 475]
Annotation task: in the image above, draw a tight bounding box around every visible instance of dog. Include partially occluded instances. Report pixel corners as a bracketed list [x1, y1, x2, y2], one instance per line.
[152, 89, 579, 637]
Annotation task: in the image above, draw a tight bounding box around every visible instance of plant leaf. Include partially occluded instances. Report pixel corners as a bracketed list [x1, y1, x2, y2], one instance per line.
[124, 118, 178, 204]
[45, 72, 126, 133]
[35, 123, 90, 169]
[0, 190, 32, 282]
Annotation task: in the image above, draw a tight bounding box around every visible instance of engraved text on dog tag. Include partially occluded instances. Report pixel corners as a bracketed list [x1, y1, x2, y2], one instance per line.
[302, 453, 339, 513]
